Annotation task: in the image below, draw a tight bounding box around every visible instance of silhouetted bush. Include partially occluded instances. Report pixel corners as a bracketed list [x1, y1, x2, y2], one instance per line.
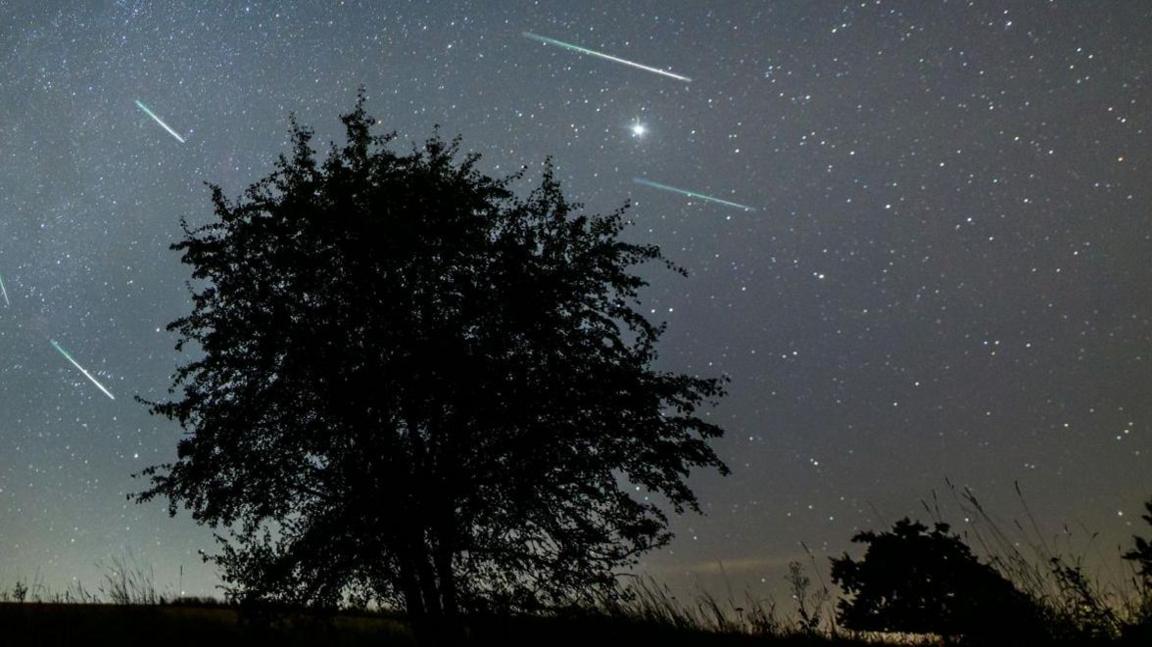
[830, 518, 1044, 642]
[11, 579, 27, 602]
[1122, 497, 1152, 641]
[1123, 498, 1152, 583]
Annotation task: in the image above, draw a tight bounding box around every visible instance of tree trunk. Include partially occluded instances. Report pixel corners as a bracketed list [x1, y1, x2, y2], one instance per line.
[435, 543, 459, 617]
[416, 538, 443, 617]
[398, 553, 426, 619]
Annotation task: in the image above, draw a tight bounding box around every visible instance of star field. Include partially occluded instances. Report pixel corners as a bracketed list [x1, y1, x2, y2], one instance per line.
[0, 2, 1149, 601]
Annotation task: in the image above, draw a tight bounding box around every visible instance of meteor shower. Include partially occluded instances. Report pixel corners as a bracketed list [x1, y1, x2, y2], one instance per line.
[1, 3, 1150, 646]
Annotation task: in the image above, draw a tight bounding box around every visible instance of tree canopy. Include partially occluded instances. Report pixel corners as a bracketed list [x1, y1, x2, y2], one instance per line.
[136, 94, 729, 618]
[830, 518, 1041, 640]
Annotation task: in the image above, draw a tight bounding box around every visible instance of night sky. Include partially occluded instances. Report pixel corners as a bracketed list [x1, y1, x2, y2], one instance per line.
[1, 2, 1149, 601]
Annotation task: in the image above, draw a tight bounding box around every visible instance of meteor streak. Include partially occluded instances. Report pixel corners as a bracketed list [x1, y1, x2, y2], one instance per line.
[135, 100, 186, 143]
[522, 32, 691, 83]
[0, 274, 8, 307]
[633, 177, 756, 212]
[50, 339, 115, 400]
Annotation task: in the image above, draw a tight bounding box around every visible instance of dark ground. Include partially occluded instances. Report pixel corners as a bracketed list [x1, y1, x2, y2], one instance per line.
[3, 602, 1149, 646]
[0, 601, 857, 647]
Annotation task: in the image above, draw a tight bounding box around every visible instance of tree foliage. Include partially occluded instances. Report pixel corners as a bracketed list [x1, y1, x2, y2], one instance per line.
[830, 518, 1040, 640]
[136, 94, 729, 617]
[1124, 498, 1152, 582]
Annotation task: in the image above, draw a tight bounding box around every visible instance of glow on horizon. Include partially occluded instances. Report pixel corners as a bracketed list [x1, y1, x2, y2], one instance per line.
[522, 32, 692, 83]
[134, 100, 186, 143]
[633, 177, 757, 212]
[50, 339, 116, 400]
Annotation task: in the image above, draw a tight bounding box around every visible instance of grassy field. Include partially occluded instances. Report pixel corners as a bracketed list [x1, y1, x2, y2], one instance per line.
[1, 602, 410, 647]
[3, 599, 1151, 647]
[0, 600, 878, 647]
[5, 488, 1149, 646]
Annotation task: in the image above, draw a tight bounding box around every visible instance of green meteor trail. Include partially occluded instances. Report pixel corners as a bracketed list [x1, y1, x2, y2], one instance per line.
[0, 273, 8, 307]
[522, 32, 691, 83]
[135, 100, 186, 143]
[50, 339, 115, 400]
[633, 177, 756, 212]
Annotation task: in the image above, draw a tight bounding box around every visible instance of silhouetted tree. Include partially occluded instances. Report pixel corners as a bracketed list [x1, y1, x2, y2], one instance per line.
[1123, 498, 1152, 582]
[136, 94, 729, 620]
[830, 518, 1042, 642]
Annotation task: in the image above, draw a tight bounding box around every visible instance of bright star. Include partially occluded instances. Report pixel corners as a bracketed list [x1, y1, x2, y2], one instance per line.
[631, 122, 647, 138]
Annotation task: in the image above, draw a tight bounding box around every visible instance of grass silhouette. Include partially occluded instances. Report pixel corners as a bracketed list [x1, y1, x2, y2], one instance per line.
[5, 488, 1152, 645]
